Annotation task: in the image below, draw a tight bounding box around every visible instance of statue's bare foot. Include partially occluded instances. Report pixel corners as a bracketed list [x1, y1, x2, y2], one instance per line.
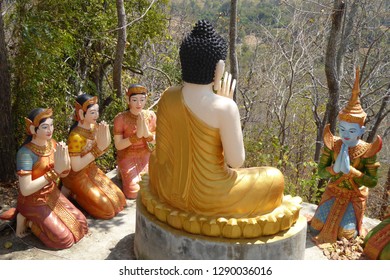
[16, 213, 30, 238]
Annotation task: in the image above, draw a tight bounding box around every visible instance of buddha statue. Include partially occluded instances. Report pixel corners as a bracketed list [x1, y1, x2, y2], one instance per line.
[61, 94, 127, 219]
[0, 108, 88, 249]
[113, 84, 156, 199]
[310, 67, 382, 244]
[140, 20, 302, 238]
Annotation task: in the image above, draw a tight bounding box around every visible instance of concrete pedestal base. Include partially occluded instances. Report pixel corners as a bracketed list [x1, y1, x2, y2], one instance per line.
[134, 199, 307, 260]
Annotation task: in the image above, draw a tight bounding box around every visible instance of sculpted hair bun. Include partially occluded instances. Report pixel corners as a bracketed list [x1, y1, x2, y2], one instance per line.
[179, 20, 227, 84]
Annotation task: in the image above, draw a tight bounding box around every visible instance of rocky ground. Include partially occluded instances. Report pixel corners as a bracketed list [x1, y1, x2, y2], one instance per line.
[317, 236, 368, 260]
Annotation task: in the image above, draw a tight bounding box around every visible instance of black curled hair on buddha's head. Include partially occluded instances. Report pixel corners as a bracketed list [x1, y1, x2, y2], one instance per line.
[179, 20, 227, 84]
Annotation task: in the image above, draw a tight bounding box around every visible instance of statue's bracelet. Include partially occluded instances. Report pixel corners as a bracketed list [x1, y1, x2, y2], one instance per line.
[129, 135, 140, 144]
[91, 145, 104, 158]
[44, 169, 59, 182]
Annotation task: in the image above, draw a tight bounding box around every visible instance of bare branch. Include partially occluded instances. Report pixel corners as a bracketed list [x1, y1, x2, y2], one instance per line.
[107, 0, 157, 33]
[143, 65, 172, 86]
[281, 0, 334, 15]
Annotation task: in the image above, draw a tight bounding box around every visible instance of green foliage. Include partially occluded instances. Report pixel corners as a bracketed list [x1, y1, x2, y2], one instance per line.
[243, 94, 323, 202]
[170, 0, 290, 33]
[239, 1, 290, 28]
[11, 0, 77, 143]
[245, 135, 323, 203]
[93, 94, 125, 172]
[9, 0, 170, 169]
[160, 52, 182, 85]
[244, 131, 283, 168]
[296, 161, 324, 204]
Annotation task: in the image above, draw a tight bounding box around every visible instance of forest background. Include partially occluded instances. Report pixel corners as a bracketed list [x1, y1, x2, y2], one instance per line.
[0, 0, 389, 220]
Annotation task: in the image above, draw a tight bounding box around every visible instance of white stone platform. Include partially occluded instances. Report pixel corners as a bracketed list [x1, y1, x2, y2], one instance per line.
[134, 197, 307, 260]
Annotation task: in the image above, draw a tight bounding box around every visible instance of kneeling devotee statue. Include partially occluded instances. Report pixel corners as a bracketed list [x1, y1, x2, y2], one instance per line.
[140, 20, 301, 239]
[62, 94, 127, 219]
[0, 108, 88, 249]
[310, 67, 382, 244]
[113, 84, 156, 199]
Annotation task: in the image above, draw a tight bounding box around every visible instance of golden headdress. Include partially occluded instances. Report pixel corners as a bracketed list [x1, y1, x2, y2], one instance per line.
[126, 84, 148, 97]
[338, 67, 367, 126]
[74, 96, 98, 121]
[24, 108, 53, 135]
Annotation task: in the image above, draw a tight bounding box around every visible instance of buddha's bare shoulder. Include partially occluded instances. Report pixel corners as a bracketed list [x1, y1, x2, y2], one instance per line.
[213, 95, 239, 114]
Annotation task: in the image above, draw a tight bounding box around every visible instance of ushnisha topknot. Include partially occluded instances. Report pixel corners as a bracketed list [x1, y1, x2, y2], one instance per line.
[179, 20, 228, 84]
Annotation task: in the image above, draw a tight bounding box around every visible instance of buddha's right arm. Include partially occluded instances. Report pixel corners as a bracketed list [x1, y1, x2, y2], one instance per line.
[114, 135, 131, 151]
[70, 154, 95, 172]
[219, 101, 245, 168]
[18, 174, 49, 196]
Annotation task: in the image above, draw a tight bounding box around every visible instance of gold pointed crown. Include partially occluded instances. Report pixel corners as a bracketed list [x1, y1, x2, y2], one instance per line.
[338, 67, 367, 126]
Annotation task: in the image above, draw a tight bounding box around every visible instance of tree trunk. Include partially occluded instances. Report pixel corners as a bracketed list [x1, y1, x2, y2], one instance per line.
[366, 84, 390, 143]
[229, 0, 238, 102]
[324, 0, 345, 133]
[0, 2, 16, 182]
[314, 127, 324, 162]
[379, 166, 390, 219]
[324, 0, 359, 133]
[317, 0, 348, 197]
[113, 0, 127, 98]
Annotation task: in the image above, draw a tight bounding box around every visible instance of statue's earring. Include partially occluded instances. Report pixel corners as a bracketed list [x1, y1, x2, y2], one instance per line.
[29, 125, 36, 139]
[78, 109, 85, 124]
[360, 126, 366, 137]
[125, 95, 130, 109]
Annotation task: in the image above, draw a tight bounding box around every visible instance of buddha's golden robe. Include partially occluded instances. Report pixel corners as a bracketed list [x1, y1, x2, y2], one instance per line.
[149, 86, 284, 218]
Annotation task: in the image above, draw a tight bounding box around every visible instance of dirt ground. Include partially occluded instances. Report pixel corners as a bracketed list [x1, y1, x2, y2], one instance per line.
[0, 181, 18, 216]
